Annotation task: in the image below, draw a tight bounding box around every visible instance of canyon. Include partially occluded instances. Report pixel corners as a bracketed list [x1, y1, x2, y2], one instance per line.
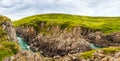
[1, 14, 120, 61]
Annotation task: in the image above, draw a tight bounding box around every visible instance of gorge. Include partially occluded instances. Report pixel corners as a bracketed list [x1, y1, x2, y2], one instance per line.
[1, 13, 120, 61]
[17, 37, 101, 51]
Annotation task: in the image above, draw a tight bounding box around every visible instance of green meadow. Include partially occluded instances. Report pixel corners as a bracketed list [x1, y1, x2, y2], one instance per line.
[13, 13, 120, 34]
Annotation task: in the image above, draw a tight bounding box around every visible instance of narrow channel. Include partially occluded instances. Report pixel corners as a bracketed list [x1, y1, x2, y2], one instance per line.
[17, 37, 30, 50]
[90, 43, 102, 49]
[17, 37, 101, 50]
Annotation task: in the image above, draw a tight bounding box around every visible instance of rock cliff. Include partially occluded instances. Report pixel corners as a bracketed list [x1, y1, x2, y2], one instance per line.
[16, 25, 91, 56]
[15, 21, 120, 57]
[0, 15, 17, 42]
[86, 31, 120, 47]
[0, 15, 19, 61]
[15, 20, 120, 55]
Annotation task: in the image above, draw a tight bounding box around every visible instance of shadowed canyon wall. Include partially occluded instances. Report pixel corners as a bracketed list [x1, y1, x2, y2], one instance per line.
[15, 22, 120, 56]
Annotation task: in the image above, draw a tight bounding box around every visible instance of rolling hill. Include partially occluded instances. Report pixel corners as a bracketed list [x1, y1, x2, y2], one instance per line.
[13, 13, 120, 34]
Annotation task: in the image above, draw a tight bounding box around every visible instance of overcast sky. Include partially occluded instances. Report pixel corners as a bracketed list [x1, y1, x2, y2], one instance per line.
[0, 0, 120, 20]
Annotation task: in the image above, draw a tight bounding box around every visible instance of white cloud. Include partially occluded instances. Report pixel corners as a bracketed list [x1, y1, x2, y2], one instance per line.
[0, 0, 120, 20]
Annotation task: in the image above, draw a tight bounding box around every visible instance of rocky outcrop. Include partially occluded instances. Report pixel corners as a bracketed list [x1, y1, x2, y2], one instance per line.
[0, 16, 19, 61]
[86, 31, 120, 47]
[80, 49, 120, 61]
[86, 32, 109, 47]
[16, 26, 37, 42]
[15, 21, 120, 57]
[4, 47, 120, 61]
[31, 27, 91, 56]
[4, 51, 45, 61]
[0, 15, 18, 42]
[16, 25, 91, 56]
[106, 32, 120, 43]
[4, 50, 80, 61]
[14, 19, 120, 57]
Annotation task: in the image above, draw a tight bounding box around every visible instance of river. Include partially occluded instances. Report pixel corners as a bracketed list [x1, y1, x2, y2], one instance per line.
[17, 37, 30, 50]
[17, 37, 101, 50]
[90, 43, 102, 49]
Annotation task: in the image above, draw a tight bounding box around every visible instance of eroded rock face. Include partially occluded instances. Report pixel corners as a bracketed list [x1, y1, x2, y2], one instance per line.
[4, 51, 45, 61]
[16, 26, 37, 42]
[15, 22, 120, 57]
[2, 20, 18, 42]
[86, 32, 109, 47]
[0, 16, 17, 42]
[4, 50, 80, 61]
[86, 31, 120, 47]
[16, 26, 91, 56]
[107, 32, 120, 43]
[4, 48, 120, 61]
[31, 27, 91, 56]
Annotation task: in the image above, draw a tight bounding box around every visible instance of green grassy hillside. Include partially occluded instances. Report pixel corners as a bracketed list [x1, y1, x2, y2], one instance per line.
[13, 13, 120, 33]
[0, 16, 19, 61]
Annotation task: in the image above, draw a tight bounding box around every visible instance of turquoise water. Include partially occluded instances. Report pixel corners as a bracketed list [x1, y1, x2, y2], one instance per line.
[17, 37, 30, 50]
[90, 43, 101, 49]
[17, 36, 101, 50]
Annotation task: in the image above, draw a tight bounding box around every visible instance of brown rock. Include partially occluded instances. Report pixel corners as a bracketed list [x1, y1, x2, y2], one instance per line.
[16, 26, 91, 56]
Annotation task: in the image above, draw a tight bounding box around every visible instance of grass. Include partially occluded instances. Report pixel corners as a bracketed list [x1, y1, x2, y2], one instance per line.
[0, 42, 19, 61]
[13, 13, 120, 34]
[0, 15, 10, 25]
[0, 31, 19, 61]
[102, 47, 120, 54]
[80, 47, 120, 59]
[0, 45, 13, 61]
[80, 50, 96, 59]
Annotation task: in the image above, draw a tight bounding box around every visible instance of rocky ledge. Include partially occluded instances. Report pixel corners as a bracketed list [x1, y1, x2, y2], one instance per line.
[0, 15, 18, 42]
[4, 47, 120, 61]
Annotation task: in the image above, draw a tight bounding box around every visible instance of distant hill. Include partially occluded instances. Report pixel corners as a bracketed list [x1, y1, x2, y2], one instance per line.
[13, 13, 120, 33]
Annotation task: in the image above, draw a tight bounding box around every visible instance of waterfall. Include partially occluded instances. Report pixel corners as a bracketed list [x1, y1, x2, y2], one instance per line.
[17, 37, 30, 50]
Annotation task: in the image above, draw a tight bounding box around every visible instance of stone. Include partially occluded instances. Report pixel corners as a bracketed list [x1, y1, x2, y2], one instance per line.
[16, 26, 91, 56]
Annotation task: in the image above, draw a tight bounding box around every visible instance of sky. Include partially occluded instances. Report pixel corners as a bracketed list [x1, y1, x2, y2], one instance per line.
[0, 0, 120, 20]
